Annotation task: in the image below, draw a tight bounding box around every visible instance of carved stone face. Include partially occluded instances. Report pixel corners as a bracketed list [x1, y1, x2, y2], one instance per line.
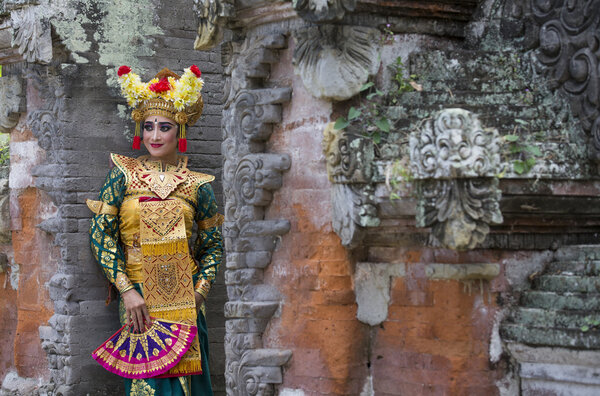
[411, 109, 501, 179]
[142, 114, 178, 163]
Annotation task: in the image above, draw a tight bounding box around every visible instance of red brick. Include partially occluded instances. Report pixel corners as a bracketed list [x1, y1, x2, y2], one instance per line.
[317, 275, 353, 290]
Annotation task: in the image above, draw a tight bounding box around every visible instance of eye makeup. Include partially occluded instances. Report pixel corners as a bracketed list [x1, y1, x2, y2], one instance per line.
[143, 121, 175, 131]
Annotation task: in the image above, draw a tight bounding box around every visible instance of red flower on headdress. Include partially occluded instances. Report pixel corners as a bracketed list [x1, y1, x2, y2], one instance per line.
[149, 78, 171, 93]
[190, 65, 202, 78]
[117, 65, 131, 77]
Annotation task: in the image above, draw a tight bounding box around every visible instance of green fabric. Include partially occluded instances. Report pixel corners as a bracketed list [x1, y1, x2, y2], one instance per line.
[89, 167, 127, 282]
[193, 183, 223, 285]
[120, 282, 213, 396]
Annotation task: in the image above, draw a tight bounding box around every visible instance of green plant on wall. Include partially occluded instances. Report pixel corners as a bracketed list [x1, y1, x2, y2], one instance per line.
[334, 56, 419, 145]
[581, 316, 600, 332]
[0, 134, 10, 167]
[502, 118, 543, 176]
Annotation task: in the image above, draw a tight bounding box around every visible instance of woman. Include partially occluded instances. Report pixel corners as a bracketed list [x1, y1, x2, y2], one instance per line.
[88, 65, 222, 395]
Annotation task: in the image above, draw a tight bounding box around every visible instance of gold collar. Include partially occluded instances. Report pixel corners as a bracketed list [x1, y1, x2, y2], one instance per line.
[136, 156, 190, 199]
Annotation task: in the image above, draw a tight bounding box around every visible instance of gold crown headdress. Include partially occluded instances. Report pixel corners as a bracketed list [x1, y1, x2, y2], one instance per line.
[117, 65, 204, 152]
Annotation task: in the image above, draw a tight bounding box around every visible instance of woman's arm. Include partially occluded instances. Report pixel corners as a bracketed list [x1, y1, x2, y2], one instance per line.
[89, 166, 149, 331]
[89, 166, 130, 290]
[193, 183, 224, 305]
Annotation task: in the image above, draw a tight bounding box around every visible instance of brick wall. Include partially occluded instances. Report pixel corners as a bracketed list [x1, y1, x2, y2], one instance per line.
[263, 43, 370, 395]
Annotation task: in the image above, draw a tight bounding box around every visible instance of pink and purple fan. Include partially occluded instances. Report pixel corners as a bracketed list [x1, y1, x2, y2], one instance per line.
[92, 318, 197, 379]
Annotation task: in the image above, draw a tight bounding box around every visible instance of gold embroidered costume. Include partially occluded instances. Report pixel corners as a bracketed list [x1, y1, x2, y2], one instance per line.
[90, 64, 218, 394]
[89, 153, 223, 379]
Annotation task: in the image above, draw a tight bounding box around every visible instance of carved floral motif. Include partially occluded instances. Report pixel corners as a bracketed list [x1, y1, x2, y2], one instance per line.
[193, 0, 233, 50]
[10, 6, 52, 63]
[322, 121, 372, 183]
[322, 122, 379, 248]
[293, 25, 379, 101]
[410, 109, 503, 250]
[222, 34, 293, 394]
[0, 75, 24, 133]
[504, 0, 600, 160]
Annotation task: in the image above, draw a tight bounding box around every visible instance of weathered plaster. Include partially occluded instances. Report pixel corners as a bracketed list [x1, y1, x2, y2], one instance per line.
[7, 260, 19, 290]
[44, 0, 91, 63]
[355, 262, 500, 326]
[359, 375, 374, 396]
[95, 0, 162, 86]
[279, 388, 306, 396]
[0, 371, 47, 396]
[425, 263, 500, 281]
[0, 75, 24, 133]
[502, 251, 553, 291]
[354, 262, 405, 326]
[489, 309, 506, 364]
[9, 140, 44, 189]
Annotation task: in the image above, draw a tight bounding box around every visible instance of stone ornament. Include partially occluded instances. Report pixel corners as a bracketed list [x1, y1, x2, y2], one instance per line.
[410, 108, 501, 179]
[10, 6, 53, 63]
[0, 75, 24, 134]
[221, 34, 293, 394]
[293, 25, 379, 101]
[409, 109, 503, 250]
[292, 0, 356, 22]
[25, 66, 65, 152]
[322, 121, 372, 183]
[504, 0, 600, 161]
[322, 122, 379, 248]
[193, 0, 233, 50]
[416, 178, 503, 250]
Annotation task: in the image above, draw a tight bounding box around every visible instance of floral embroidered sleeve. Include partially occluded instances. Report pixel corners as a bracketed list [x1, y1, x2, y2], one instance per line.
[193, 183, 224, 300]
[89, 167, 132, 293]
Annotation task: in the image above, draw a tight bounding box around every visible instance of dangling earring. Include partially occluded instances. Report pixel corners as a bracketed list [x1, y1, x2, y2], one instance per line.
[132, 110, 143, 150]
[178, 124, 187, 153]
[175, 112, 188, 153]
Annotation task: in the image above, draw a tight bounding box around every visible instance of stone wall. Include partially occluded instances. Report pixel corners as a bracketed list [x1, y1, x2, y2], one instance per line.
[202, 0, 600, 394]
[0, 0, 226, 394]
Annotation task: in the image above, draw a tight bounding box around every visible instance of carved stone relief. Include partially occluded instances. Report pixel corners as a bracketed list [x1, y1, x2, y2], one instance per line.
[10, 6, 52, 63]
[322, 122, 379, 248]
[503, 0, 600, 161]
[22, 64, 69, 390]
[293, 25, 379, 101]
[193, 0, 233, 50]
[292, 0, 356, 23]
[24, 65, 65, 154]
[409, 108, 503, 250]
[0, 74, 25, 133]
[322, 121, 372, 184]
[222, 34, 293, 395]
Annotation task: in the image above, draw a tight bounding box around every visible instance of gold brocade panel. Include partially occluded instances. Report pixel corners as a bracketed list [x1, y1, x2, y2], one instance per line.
[139, 198, 202, 376]
[143, 252, 195, 317]
[139, 200, 187, 255]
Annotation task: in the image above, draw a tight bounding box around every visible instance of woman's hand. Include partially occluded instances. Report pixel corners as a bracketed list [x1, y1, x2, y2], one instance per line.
[194, 291, 205, 315]
[122, 289, 150, 332]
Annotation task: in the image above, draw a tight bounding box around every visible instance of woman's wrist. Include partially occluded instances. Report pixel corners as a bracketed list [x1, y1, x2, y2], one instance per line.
[194, 278, 211, 300]
[115, 272, 134, 294]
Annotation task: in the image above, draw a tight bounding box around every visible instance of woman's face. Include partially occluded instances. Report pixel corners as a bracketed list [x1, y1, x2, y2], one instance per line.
[142, 115, 178, 161]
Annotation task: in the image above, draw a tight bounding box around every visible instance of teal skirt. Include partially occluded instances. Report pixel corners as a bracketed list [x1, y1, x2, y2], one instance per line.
[119, 283, 213, 396]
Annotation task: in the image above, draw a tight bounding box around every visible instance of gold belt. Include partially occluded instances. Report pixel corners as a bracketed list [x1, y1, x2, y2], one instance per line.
[124, 245, 198, 283]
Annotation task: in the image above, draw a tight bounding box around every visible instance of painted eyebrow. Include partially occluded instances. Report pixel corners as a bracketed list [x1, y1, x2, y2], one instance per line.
[143, 121, 175, 126]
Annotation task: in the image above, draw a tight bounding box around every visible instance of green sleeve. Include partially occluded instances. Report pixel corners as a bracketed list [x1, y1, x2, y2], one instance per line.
[193, 183, 223, 298]
[89, 167, 131, 292]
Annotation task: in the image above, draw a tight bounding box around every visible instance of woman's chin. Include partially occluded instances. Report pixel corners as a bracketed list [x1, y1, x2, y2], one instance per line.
[144, 146, 177, 160]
